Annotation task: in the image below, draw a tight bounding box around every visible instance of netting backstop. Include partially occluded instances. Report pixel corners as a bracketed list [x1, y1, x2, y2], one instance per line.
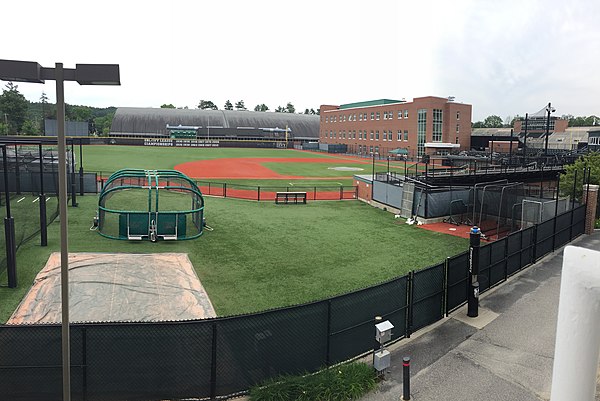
[98, 169, 204, 241]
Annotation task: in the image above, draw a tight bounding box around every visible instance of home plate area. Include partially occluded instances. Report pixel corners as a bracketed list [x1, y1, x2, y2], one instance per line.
[8, 252, 216, 324]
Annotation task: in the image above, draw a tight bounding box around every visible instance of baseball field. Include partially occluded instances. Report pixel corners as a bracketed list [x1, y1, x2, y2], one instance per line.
[0, 146, 467, 323]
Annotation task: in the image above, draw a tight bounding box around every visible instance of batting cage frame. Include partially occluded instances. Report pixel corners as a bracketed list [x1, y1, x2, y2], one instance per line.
[98, 169, 204, 241]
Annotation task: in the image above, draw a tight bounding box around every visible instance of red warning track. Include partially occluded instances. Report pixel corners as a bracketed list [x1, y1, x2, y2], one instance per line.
[175, 157, 369, 179]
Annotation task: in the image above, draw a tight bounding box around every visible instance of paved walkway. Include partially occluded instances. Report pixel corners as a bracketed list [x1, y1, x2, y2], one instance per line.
[362, 231, 600, 401]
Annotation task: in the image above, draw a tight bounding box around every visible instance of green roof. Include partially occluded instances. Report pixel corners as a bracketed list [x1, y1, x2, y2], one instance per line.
[389, 148, 409, 155]
[339, 99, 404, 109]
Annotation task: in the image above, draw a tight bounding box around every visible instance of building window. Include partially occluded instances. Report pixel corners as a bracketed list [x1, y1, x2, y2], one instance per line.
[370, 145, 373, 153]
[359, 114, 362, 121]
[325, 117, 329, 123]
[456, 124, 460, 133]
[370, 112, 374, 120]
[383, 111, 387, 120]
[376, 112, 380, 120]
[375, 130, 379, 140]
[397, 130, 402, 141]
[404, 110, 408, 118]
[417, 109, 427, 157]
[398, 110, 402, 119]
[432, 109, 443, 142]
[456, 111, 460, 120]
[364, 113, 368, 120]
[375, 146, 379, 154]
[370, 131, 374, 140]
[404, 130, 408, 141]
[383, 131, 387, 141]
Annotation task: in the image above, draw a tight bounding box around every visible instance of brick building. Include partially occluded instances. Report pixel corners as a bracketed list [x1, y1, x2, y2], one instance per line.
[319, 97, 472, 159]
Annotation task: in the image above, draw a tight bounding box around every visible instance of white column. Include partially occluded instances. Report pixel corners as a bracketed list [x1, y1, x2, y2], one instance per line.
[550, 246, 600, 401]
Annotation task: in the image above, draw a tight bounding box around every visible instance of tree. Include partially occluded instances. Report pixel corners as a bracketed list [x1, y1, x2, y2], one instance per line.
[94, 112, 115, 136]
[285, 102, 295, 113]
[235, 100, 246, 110]
[254, 104, 269, 112]
[510, 115, 522, 127]
[275, 105, 286, 113]
[20, 119, 38, 135]
[40, 92, 49, 134]
[160, 104, 176, 108]
[472, 121, 485, 128]
[224, 100, 233, 110]
[198, 100, 218, 110]
[560, 152, 600, 201]
[568, 115, 599, 127]
[0, 82, 29, 134]
[483, 115, 503, 128]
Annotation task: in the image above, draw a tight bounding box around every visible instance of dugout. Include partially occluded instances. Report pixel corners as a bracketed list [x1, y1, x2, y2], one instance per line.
[98, 169, 204, 241]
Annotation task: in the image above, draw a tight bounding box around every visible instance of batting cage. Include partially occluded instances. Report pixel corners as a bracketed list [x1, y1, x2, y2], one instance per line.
[97, 169, 204, 241]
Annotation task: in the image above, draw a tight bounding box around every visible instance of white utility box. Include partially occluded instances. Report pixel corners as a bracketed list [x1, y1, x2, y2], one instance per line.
[373, 349, 391, 371]
[375, 320, 394, 344]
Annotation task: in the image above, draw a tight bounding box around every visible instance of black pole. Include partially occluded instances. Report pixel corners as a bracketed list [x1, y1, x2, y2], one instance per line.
[402, 356, 411, 400]
[544, 102, 552, 156]
[467, 226, 481, 317]
[39, 143, 47, 247]
[523, 113, 528, 166]
[14, 144, 21, 195]
[70, 140, 77, 207]
[571, 170, 578, 210]
[79, 138, 84, 196]
[508, 128, 513, 167]
[371, 152, 375, 200]
[2, 145, 17, 288]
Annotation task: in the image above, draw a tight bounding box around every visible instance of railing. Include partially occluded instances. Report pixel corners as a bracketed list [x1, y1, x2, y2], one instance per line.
[0, 205, 587, 401]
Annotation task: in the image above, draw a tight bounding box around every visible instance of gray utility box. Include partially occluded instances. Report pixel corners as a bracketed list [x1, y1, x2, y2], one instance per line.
[374, 349, 391, 371]
[375, 320, 394, 344]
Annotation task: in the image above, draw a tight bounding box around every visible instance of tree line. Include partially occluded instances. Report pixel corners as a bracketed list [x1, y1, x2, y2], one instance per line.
[472, 114, 599, 129]
[167, 99, 319, 115]
[0, 83, 115, 135]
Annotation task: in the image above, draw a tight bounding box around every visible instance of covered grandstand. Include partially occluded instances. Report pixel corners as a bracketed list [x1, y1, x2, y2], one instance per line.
[110, 107, 320, 141]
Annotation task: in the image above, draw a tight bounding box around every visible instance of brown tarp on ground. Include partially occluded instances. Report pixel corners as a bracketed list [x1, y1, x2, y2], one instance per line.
[8, 252, 216, 324]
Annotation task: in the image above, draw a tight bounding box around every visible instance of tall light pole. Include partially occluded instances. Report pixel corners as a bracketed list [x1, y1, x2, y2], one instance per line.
[0, 59, 120, 401]
[544, 102, 556, 157]
[523, 113, 529, 166]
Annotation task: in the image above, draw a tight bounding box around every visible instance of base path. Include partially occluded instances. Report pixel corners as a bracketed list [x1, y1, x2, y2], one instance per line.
[175, 157, 370, 179]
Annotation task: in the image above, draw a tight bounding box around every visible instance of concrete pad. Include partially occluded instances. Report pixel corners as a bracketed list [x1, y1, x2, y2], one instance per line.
[452, 305, 499, 329]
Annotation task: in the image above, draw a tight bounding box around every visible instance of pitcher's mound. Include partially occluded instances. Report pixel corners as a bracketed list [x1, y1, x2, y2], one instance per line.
[9, 252, 216, 324]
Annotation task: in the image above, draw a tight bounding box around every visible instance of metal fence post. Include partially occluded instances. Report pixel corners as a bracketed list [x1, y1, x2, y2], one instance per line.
[339, 186, 343, 200]
[223, 183, 227, 198]
[406, 271, 414, 338]
[210, 322, 218, 400]
[82, 326, 87, 401]
[257, 186, 260, 202]
[443, 257, 449, 317]
[326, 299, 332, 367]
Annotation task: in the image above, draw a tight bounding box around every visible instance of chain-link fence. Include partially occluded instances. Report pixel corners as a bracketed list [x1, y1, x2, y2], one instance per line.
[0, 204, 588, 400]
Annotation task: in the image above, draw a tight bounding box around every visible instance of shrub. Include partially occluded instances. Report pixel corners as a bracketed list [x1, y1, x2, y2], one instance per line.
[249, 362, 378, 401]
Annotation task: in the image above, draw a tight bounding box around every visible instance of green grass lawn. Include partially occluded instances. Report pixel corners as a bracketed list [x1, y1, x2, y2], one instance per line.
[0, 195, 468, 323]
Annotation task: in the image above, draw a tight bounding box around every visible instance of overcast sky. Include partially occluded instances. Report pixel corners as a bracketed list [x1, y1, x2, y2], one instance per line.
[2, 0, 599, 121]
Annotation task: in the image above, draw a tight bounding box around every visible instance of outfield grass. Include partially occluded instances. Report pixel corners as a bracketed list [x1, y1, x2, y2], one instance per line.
[80, 146, 335, 173]
[263, 162, 370, 178]
[0, 194, 468, 323]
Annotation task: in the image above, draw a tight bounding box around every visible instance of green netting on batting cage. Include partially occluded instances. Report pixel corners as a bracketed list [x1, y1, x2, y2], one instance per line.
[97, 169, 204, 241]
